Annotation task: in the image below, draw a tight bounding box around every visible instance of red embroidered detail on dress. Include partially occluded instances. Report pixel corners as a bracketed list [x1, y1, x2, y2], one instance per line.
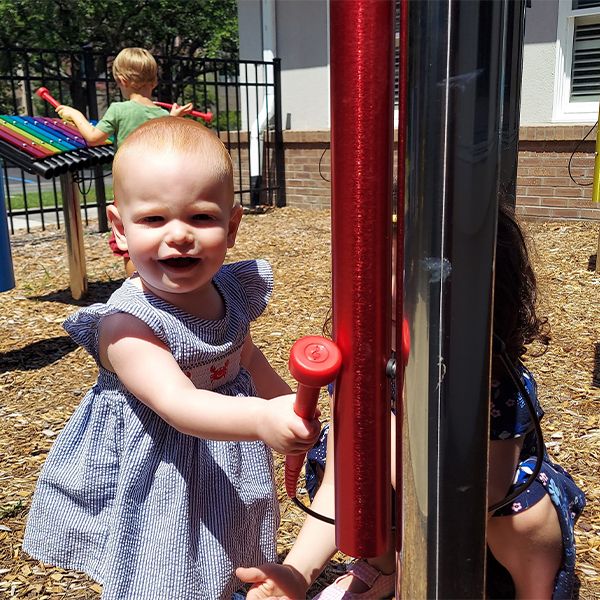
[210, 360, 229, 381]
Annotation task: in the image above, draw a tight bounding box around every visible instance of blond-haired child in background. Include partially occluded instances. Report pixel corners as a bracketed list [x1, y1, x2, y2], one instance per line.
[57, 47, 193, 276]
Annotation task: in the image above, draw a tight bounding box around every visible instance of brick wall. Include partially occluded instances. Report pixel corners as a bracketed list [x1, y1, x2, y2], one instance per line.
[281, 127, 600, 221]
[517, 126, 599, 221]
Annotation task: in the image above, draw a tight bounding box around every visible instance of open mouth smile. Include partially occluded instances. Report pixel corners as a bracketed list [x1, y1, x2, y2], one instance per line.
[159, 257, 200, 269]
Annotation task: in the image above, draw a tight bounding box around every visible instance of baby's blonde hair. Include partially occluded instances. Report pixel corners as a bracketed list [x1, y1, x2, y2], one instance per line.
[113, 116, 234, 203]
[112, 48, 158, 89]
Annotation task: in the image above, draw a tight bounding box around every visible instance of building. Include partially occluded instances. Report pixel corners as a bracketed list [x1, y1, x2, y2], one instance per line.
[238, 0, 600, 220]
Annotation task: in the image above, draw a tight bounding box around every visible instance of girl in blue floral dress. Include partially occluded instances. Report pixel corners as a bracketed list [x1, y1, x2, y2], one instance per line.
[238, 202, 586, 600]
[23, 117, 321, 600]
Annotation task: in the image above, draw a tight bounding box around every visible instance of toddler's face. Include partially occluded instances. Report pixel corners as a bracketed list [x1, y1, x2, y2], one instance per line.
[111, 148, 240, 298]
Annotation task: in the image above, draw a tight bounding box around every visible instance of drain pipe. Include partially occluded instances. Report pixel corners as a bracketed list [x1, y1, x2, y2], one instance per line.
[250, 0, 277, 206]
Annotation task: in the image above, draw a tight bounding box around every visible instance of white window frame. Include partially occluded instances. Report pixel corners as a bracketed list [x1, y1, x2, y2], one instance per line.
[553, 0, 600, 122]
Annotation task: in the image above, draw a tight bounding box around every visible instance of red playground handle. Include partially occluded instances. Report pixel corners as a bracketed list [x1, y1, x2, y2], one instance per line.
[36, 87, 60, 109]
[153, 101, 213, 123]
[285, 336, 342, 498]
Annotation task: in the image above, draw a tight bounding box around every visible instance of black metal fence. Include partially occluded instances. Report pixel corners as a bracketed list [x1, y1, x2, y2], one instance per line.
[0, 46, 285, 234]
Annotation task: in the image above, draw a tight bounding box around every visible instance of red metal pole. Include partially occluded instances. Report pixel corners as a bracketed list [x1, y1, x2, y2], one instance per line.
[330, 0, 394, 557]
[395, 0, 409, 568]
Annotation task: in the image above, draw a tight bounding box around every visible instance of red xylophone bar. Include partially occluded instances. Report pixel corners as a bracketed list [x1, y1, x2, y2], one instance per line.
[286, 336, 342, 498]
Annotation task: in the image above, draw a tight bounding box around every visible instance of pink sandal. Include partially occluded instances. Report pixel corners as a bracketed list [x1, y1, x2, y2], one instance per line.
[312, 560, 395, 599]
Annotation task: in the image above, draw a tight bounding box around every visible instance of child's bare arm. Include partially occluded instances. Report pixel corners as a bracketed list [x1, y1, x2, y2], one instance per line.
[98, 313, 319, 454]
[238, 419, 338, 598]
[56, 105, 110, 146]
[488, 437, 524, 509]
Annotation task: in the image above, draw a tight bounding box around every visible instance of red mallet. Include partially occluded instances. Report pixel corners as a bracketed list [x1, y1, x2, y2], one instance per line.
[35, 87, 60, 109]
[285, 336, 342, 498]
[153, 101, 213, 123]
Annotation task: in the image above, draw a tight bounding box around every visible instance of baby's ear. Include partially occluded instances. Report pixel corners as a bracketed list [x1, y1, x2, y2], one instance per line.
[227, 204, 243, 248]
[107, 204, 128, 252]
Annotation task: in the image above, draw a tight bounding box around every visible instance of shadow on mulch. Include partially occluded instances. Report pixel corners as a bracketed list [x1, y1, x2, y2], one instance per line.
[587, 253, 597, 271]
[30, 279, 124, 306]
[0, 335, 77, 373]
[593, 343, 600, 389]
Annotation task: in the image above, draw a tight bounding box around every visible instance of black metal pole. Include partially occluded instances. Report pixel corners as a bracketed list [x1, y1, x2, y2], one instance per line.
[401, 0, 510, 596]
[498, 0, 527, 208]
[82, 45, 108, 233]
[273, 58, 286, 208]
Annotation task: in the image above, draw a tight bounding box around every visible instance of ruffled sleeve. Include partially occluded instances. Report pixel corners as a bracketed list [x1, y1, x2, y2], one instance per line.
[63, 282, 170, 364]
[221, 259, 273, 321]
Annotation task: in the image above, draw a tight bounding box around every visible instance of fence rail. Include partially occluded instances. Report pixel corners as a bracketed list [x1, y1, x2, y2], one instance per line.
[0, 46, 285, 233]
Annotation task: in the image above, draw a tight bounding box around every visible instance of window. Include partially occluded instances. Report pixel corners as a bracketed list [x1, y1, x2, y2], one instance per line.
[554, 0, 600, 121]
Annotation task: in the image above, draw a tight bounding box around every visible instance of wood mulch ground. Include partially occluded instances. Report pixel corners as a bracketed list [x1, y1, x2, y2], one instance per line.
[0, 207, 598, 599]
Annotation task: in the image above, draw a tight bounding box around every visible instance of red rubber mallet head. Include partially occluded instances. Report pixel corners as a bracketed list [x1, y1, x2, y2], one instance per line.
[36, 87, 60, 109]
[285, 336, 342, 497]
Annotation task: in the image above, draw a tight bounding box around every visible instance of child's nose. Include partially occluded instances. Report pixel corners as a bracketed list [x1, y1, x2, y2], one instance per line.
[166, 221, 194, 245]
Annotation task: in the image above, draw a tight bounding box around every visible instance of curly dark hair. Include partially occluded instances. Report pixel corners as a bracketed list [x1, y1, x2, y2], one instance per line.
[493, 201, 550, 362]
[323, 200, 549, 363]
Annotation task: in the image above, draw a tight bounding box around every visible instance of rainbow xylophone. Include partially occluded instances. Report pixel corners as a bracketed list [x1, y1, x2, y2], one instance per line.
[0, 115, 114, 179]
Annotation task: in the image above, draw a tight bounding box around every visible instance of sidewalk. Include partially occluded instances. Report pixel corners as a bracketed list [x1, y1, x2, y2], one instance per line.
[9, 207, 99, 232]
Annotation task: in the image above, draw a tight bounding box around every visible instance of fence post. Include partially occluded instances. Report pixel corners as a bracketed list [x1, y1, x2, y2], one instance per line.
[82, 44, 108, 233]
[273, 58, 286, 207]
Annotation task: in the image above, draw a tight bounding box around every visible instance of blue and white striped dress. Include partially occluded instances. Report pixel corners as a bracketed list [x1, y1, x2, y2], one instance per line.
[23, 259, 280, 600]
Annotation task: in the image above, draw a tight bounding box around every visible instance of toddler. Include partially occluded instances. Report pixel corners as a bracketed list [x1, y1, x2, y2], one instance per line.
[23, 117, 320, 600]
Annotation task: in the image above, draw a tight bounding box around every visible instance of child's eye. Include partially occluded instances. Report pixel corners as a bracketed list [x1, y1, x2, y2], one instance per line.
[192, 214, 214, 221]
[141, 216, 164, 223]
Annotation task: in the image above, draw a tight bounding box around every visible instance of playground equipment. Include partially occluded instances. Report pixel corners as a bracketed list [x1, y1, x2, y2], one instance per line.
[593, 103, 600, 273]
[328, 0, 527, 596]
[0, 165, 15, 292]
[0, 101, 116, 300]
[286, 336, 342, 499]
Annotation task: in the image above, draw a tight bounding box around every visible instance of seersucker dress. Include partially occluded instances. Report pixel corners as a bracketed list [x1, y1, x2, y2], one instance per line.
[23, 259, 280, 600]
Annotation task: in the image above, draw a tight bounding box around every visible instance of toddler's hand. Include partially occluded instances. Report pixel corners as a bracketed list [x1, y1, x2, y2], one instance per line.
[169, 102, 194, 117]
[56, 105, 76, 122]
[236, 565, 307, 600]
[257, 393, 320, 455]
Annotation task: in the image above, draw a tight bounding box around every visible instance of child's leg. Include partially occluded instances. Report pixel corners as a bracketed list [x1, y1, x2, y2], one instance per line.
[487, 494, 562, 600]
[326, 538, 396, 595]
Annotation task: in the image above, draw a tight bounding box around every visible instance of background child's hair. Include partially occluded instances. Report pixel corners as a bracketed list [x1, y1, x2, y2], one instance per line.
[494, 200, 550, 361]
[112, 48, 158, 89]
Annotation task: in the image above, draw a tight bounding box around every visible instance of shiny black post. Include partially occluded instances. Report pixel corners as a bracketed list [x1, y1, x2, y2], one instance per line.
[401, 0, 514, 597]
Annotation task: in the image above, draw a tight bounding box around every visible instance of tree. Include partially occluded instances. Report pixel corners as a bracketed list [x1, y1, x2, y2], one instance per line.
[0, 0, 238, 59]
[0, 0, 239, 114]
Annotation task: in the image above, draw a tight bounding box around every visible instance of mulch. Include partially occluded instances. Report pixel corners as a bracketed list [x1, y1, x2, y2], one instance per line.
[0, 207, 598, 599]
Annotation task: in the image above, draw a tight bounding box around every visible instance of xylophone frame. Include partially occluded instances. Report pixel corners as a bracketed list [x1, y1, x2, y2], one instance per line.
[59, 173, 87, 300]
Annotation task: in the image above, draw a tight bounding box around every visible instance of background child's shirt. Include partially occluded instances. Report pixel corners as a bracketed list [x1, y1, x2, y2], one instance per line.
[96, 100, 168, 146]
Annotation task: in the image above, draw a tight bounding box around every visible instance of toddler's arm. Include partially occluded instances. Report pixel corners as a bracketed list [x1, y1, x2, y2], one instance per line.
[169, 102, 194, 117]
[98, 312, 320, 454]
[238, 418, 338, 598]
[55, 105, 110, 146]
[488, 437, 524, 509]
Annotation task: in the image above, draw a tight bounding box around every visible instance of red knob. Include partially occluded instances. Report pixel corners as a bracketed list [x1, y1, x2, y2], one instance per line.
[289, 336, 342, 389]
